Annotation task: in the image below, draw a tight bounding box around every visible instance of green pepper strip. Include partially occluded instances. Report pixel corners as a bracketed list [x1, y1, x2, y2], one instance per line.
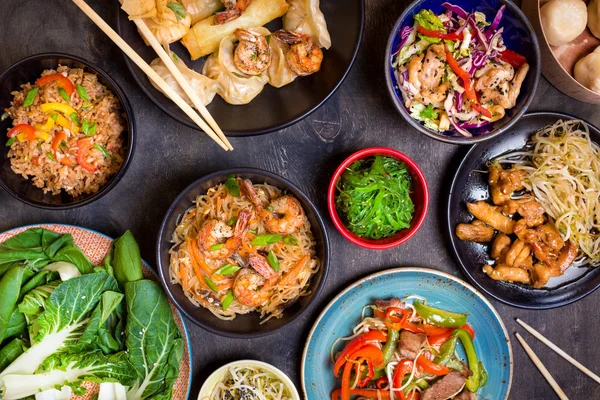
[379, 328, 399, 369]
[413, 300, 468, 328]
[433, 336, 459, 366]
[453, 329, 486, 392]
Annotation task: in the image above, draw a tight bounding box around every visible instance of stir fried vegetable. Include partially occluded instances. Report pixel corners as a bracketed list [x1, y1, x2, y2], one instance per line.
[393, 3, 530, 137]
[336, 156, 414, 240]
[331, 296, 487, 399]
[206, 365, 294, 400]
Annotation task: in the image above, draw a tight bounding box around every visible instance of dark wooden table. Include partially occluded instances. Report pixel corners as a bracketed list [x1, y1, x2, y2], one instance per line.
[2, 0, 599, 398]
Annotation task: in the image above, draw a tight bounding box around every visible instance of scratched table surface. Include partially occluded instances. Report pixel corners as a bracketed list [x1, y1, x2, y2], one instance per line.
[2, 0, 599, 398]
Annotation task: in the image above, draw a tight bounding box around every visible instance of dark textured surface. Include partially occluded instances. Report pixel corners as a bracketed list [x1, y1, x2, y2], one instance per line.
[1, 0, 599, 398]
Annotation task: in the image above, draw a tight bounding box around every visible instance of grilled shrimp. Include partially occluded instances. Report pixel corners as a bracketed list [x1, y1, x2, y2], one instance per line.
[248, 253, 278, 279]
[272, 30, 323, 76]
[234, 29, 271, 76]
[197, 210, 251, 259]
[233, 268, 275, 307]
[261, 195, 305, 235]
[213, 0, 252, 24]
[239, 178, 266, 210]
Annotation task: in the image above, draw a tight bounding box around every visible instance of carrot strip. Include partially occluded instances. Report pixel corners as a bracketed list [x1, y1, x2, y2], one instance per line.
[280, 255, 310, 286]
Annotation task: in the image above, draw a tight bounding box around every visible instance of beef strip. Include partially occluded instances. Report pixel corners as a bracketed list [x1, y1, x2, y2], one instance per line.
[455, 389, 477, 400]
[422, 371, 466, 400]
[398, 330, 427, 360]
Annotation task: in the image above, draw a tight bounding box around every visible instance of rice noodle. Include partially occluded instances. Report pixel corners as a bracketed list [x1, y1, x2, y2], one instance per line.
[496, 120, 600, 266]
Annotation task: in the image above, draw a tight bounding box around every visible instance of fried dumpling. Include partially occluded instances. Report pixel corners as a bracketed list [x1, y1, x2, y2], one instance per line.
[283, 0, 331, 49]
[150, 53, 219, 106]
[203, 28, 270, 104]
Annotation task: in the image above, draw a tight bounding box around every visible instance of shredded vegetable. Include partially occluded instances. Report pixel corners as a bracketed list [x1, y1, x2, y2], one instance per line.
[336, 156, 414, 240]
[496, 120, 600, 266]
[204, 365, 293, 400]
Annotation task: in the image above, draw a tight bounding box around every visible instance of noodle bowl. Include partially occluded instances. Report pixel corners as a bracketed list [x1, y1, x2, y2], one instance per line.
[169, 179, 319, 322]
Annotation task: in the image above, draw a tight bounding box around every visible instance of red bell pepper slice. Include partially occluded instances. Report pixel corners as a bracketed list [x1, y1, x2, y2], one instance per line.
[499, 49, 527, 69]
[35, 74, 75, 96]
[416, 354, 451, 376]
[76, 137, 97, 172]
[428, 330, 454, 348]
[51, 131, 67, 153]
[443, 44, 492, 119]
[461, 324, 475, 339]
[331, 388, 391, 400]
[341, 360, 353, 400]
[375, 376, 388, 390]
[334, 331, 387, 377]
[7, 124, 35, 139]
[350, 345, 384, 387]
[417, 25, 463, 41]
[392, 359, 415, 390]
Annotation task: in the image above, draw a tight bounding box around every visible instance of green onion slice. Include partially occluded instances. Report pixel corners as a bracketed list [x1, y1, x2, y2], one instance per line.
[214, 264, 241, 276]
[5, 137, 15, 147]
[251, 234, 282, 246]
[222, 290, 234, 310]
[210, 244, 224, 252]
[46, 152, 56, 162]
[284, 236, 298, 245]
[224, 175, 240, 197]
[93, 144, 112, 159]
[58, 87, 70, 102]
[1, 112, 9, 121]
[22, 87, 39, 108]
[204, 276, 218, 293]
[267, 250, 280, 272]
[76, 84, 89, 102]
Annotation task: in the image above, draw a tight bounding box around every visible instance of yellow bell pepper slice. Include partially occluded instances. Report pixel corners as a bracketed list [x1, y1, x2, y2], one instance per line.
[36, 131, 50, 141]
[16, 133, 26, 142]
[40, 103, 77, 116]
[34, 117, 55, 133]
[54, 113, 79, 134]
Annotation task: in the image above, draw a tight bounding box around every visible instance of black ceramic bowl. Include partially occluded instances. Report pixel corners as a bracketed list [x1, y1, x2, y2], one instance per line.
[157, 168, 330, 337]
[448, 112, 600, 308]
[0, 53, 135, 209]
[385, 0, 541, 145]
[116, 1, 364, 136]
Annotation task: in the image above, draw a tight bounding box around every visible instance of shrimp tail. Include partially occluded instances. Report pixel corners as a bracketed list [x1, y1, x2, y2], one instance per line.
[248, 253, 278, 279]
[272, 29, 304, 45]
[235, 209, 251, 237]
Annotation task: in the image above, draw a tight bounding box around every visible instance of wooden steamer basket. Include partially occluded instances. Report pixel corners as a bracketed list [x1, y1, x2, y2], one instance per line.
[522, 0, 600, 104]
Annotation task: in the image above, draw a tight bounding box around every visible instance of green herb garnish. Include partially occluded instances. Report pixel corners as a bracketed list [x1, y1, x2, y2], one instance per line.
[284, 236, 298, 245]
[251, 234, 282, 246]
[60, 141, 67, 150]
[23, 87, 39, 107]
[249, 229, 257, 235]
[1, 112, 9, 121]
[46, 152, 56, 162]
[82, 119, 96, 136]
[227, 216, 237, 226]
[224, 175, 240, 197]
[50, 113, 58, 121]
[166, 2, 187, 21]
[5, 137, 15, 147]
[76, 84, 89, 102]
[58, 87, 70, 102]
[420, 104, 438, 120]
[222, 290, 234, 310]
[93, 144, 112, 159]
[335, 156, 414, 240]
[210, 244, 224, 252]
[204, 276, 219, 292]
[214, 264, 241, 276]
[70, 112, 80, 126]
[267, 250, 280, 272]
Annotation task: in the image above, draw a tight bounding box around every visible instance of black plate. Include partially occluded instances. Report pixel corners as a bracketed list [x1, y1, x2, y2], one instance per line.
[116, 1, 364, 136]
[0, 53, 135, 209]
[156, 168, 330, 337]
[447, 112, 600, 309]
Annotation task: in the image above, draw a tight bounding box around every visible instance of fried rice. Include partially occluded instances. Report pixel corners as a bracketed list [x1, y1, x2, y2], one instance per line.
[4, 66, 126, 196]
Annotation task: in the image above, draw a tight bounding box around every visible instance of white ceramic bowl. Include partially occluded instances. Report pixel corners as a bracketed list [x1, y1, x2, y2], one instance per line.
[198, 360, 300, 400]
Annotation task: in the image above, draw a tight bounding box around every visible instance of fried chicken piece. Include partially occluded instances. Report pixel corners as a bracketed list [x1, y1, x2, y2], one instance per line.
[530, 263, 552, 288]
[491, 234, 512, 260]
[504, 239, 532, 269]
[456, 220, 495, 242]
[553, 241, 578, 274]
[517, 200, 546, 227]
[467, 201, 515, 234]
[488, 163, 527, 207]
[514, 220, 564, 265]
[483, 264, 532, 284]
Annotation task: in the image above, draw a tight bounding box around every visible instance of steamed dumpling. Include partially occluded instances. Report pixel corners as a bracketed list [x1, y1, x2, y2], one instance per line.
[283, 0, 331, 49]
[589, 0, 600, 39]
[574, 46, 600, 93]
[203, 28, 270, 104]
[268, 38, 297, 88]
[150, 54, 218, 106]
[181, 0, 223, 25]
[540, 0, 587, 46]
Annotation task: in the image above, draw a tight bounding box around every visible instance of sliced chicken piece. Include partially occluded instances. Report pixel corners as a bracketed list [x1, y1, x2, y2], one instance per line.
[419, 44, 446, 90]
[467, 201, 515, 234]
[408, 53, 424, 91]
[491, 234, 512, 260]
[530, 262, 552, 288]
[553, 241, 578, 274]
[456, 220, 495, 242]
[517, 200, 546, 227]
[483, 264, 532, 284]
[504, 239, 532, 269]
[474, 62, 515, 91]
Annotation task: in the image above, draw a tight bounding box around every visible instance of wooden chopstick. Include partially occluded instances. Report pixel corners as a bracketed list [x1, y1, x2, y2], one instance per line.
[133, 19, 233, 151]
[517, 318, 600, 385]
[515, 332, 569, 400]
[71, 0, 230, 151]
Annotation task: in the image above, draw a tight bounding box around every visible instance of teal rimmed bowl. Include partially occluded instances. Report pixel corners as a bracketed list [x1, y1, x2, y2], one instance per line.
[301, 267, 512, 399]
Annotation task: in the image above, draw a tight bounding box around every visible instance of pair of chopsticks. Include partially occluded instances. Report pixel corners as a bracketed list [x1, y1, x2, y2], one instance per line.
[71, 0, 233, 151]
[515, 319, 600, 399]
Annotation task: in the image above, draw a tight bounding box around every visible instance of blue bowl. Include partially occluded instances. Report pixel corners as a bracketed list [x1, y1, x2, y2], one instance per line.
[302, 268, 512, 399]
[384, 0, 540, 145]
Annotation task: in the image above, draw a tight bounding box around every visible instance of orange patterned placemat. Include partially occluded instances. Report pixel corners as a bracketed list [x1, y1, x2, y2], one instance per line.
[0, 224, 192, 400]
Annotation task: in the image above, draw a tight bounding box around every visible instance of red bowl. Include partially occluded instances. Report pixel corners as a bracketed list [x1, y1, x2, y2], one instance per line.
[327, 147, 429, 250]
